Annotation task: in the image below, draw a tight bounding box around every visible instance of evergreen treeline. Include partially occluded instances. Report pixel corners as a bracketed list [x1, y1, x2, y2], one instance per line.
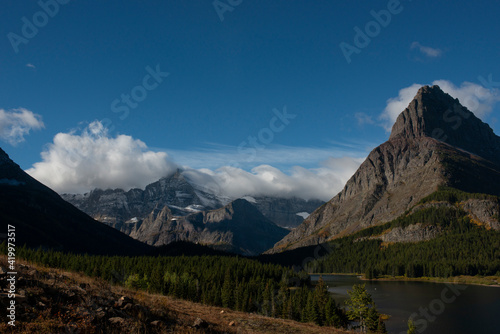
[308, 227, 500, 278]
[5, 245, 353, 328]
[352, 206, 471, 239]
[299, 188, 500, 278]
[418, 186, 498, 205]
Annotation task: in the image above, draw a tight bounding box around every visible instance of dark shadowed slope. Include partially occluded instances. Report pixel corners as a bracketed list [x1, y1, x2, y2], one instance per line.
[0, 147, 150, 255]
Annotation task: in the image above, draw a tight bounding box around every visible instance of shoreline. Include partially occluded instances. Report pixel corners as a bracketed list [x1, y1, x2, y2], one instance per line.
[310, 273, 500, 287]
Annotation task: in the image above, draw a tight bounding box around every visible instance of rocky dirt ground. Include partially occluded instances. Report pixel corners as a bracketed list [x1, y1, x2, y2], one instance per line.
[0, 256, 352, 333]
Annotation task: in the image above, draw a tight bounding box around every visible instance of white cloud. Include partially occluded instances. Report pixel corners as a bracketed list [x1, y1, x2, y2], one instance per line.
[0, 108, 44, 145]
[183, 160, 362, 202]
[379, 83, 422, 131]
[27, 120, 365, 201]
[411, 42, 443, 58]
[432, 80, 500, 119]
[320, 156, 365, 183]
[26, 63, 36, 69]
[162, 143, 364, 171]
[379, 80, 500, 131]
[26, 121, 178, 194]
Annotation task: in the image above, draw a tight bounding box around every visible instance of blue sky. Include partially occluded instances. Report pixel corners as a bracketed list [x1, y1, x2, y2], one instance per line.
[1, 0, 499, 198]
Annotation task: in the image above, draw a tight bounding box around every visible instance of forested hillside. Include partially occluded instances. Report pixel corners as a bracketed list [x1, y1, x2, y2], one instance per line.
[7, 245, 355, 329]
[265, 188, 500, 279]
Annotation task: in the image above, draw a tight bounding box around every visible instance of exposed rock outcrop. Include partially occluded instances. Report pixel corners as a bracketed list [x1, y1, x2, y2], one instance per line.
[462, 198, 500, 230]
[62, 172, 323, 254]
[130, 199, 289, 255]
[371, 223, 442, 243]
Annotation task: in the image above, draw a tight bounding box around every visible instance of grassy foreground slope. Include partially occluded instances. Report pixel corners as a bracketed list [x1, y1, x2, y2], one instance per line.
[0, 256, 354, 334]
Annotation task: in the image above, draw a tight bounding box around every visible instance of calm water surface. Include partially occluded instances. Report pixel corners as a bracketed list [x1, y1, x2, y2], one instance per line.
[311, 275, 500, 334]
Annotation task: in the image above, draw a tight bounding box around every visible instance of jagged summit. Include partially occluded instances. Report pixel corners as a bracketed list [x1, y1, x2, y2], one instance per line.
[390, 85, 500, 164]
[130, 197, 288, 255]
[269, 85, 500, 253]
[225, 198, 261, 212]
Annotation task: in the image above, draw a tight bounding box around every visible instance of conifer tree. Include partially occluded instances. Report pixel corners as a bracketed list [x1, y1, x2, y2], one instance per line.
[346, 284, 377, 332]
[407, 319, 417, 334]
[304, 291, 319, 324]
[221, 268, 233, 308]
[313, 276, 329, 324]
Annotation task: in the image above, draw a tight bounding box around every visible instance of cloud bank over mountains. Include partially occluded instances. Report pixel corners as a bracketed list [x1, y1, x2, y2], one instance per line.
[24, 80, 499, 201]
[26, 120, 364, 201]
[27, 121, 178, 194]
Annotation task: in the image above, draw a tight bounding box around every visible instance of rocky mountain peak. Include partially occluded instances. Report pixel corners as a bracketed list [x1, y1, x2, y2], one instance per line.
[206, 198, 264, 222]
[270, 85, 500, 253]
[0, 147, 9, 159]
[0, 147, 16, 167]
[228, 198, 259, 212]
[389, 85, 500, 164]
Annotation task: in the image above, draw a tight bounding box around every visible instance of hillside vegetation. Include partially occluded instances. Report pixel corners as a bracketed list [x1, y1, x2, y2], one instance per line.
[0, 256, 354, 334]
[262, 188, 500, 280]
[3, 245, 360, 330]
[304, 188, 500, 278]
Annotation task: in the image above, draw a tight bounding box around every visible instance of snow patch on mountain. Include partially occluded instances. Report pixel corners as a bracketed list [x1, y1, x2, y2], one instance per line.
[241, 196, 257, 203]
[296, 212, 310, 219]
[185, 204, 205, 212]
[175, 191, 192, 198]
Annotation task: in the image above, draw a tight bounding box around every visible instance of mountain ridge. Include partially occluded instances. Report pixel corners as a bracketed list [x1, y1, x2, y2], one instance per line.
[62, 172, 324, 230]
[0, 147, 150, 255]
[270, 85, 500, 252]
[129, 198, 289, 255]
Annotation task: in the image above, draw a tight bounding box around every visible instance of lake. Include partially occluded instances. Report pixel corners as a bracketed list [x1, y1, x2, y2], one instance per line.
[310, 274, 500, 334]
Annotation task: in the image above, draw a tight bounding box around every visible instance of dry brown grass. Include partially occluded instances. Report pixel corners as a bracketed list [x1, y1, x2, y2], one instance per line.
[0, 256, 353, 334]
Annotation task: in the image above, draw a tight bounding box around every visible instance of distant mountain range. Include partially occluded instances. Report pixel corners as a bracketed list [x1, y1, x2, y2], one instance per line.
[62, 171, 323, 230]
[61, 170, 323, 255]
[126, 198, 289, 255]
[269, 85, 500, 253]
[3, 84, 499, 258]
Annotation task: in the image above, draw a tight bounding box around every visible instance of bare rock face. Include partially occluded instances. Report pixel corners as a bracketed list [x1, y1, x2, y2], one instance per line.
[373, 224, 442, 243]
[272, 137, 448, 250]
[462, 199, 500, 230]
[62, 173, 324, 234]
[270, 85, 500, 252]
[390, 85, 500, 166]
[130, 199, 289, 255]
[246, 196, 324, 228]
[62, 170, 226, 227]
[61, 171, 323, 254]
